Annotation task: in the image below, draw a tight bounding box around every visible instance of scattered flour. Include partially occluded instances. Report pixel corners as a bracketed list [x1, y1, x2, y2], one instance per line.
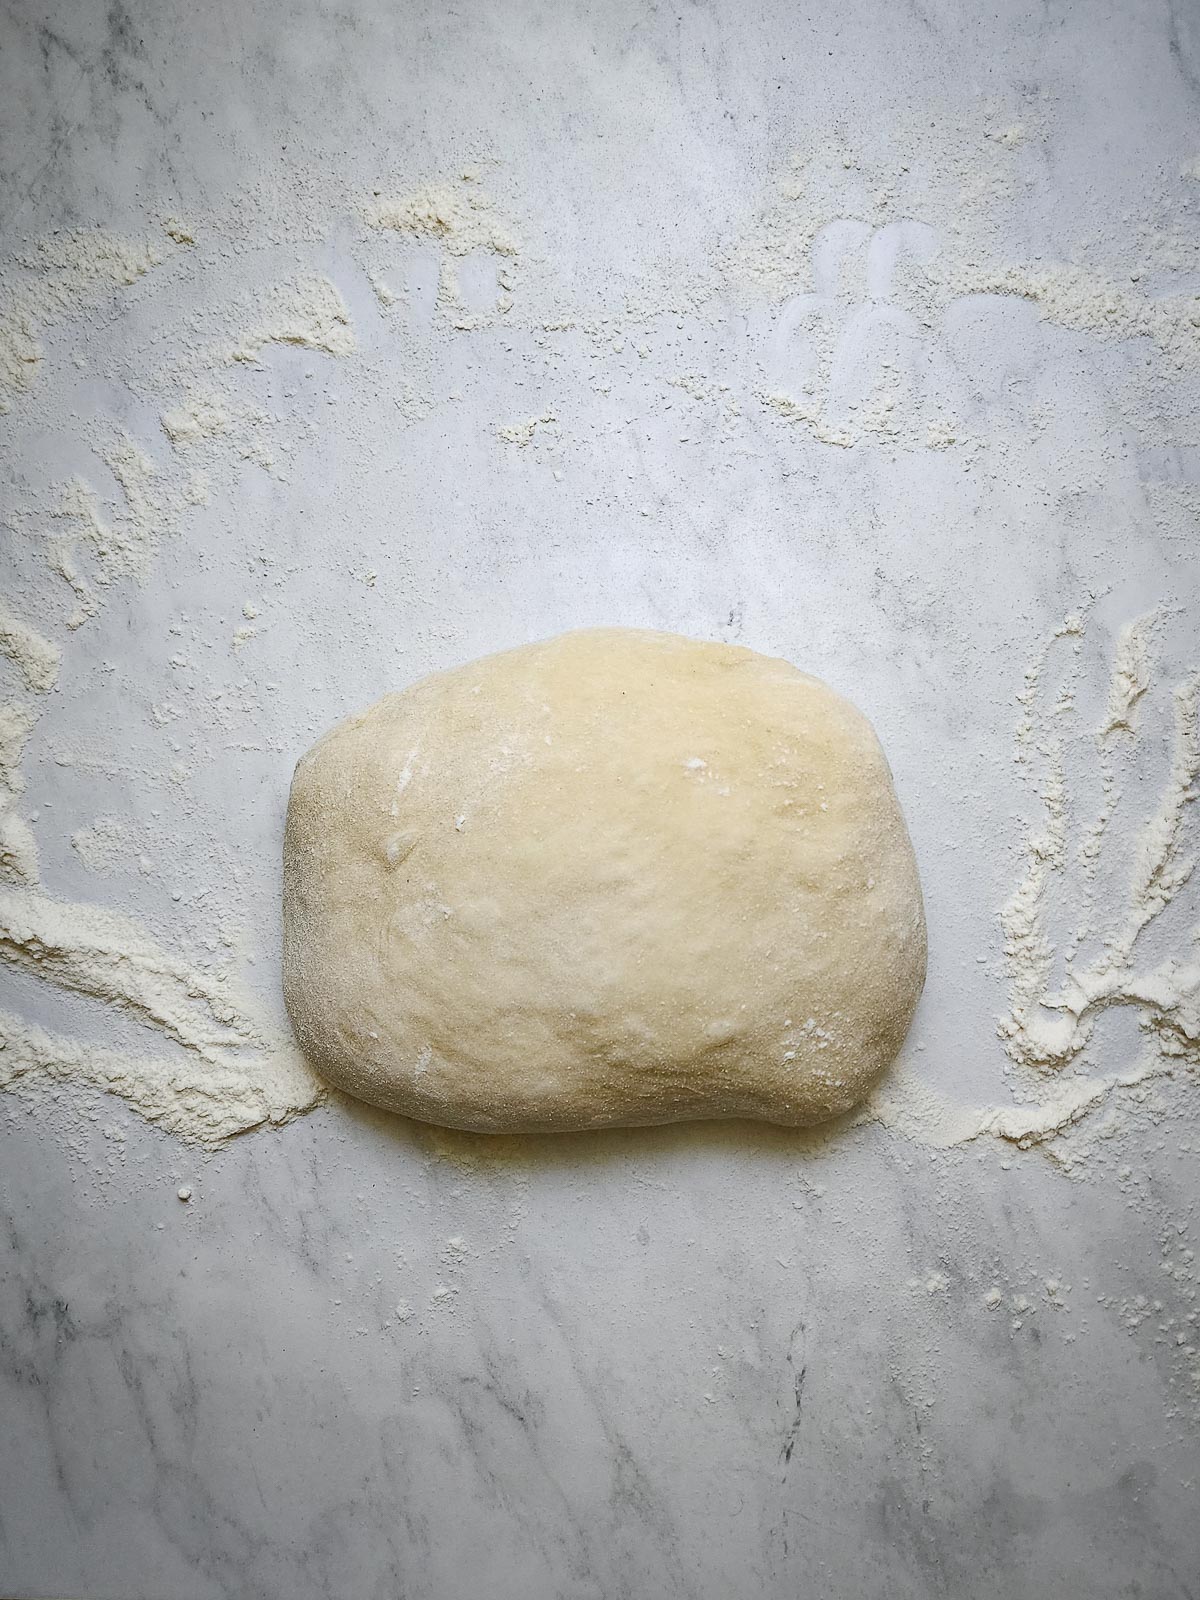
[0, 228, 364, 1150]
[0, 604, 61, 692]
[986, 123, 1026, 149]
[0, 700, 37, 886]
[0, 229, 169, 407]
[54, 480, 116, 580]
[369, 273, 399, 308]
[727, 124, 1200, 382]
[0, 1008, 319, 1149]
[50, 431, 192, 604]
[0, 887, 260, 1057]
[936, 261, 1200, 370]
[70, 816, 132, 875]
[908, 1269, 951, 1294]
[47, 541, 99, 630]
[866, 1046, 1180, 1171]
[365, 176, 519, 259]
[59, 449, 163, 583]
[759, 381, 961, 455]
[1100, 611, 1159, 738]
[440, 1235, 470, 1268]
[497, 411, 556, 447]
[1123, 676, 1200, 956]
[229, 276, 356, 362]
[0, 813, 39, 887]
[0, 701, 34, 794]
[760, 390, 854, 451]
[365, 175, 520, 325]
[999, 614, 1199, 1078]
[161, 390, 232, 445]
[0, 886, 322, 1144]
[867, 608, 1198, 1167]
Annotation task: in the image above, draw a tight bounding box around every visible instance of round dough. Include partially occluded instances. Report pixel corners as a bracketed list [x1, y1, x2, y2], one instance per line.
[282, 628, 926, 1132]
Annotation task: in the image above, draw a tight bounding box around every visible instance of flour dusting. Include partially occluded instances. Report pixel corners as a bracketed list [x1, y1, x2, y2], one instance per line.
[999, 619, 1199, 1080]
[0, 604, 61, 692]
[497, 411, 556, 447]
[70, 816, 132, 875]
[1, 887, 259, 1056]
[728, 125, 1200, 373]
[161, 390, 232, 445]
[0, 228, 170, 407]
[0, 701, 34, 796]
[365, 175, 520, 325]
[365, 176, 520, 259]
[229, 275, 356, 362]
[0, 886, 322, 1143]
[1101, 611, 1159, 738]
[0, 1007, 319, 1149]
[0, 675, 38, 893]
[0, 812, 39, 887]
[867, 608, 1198, 1168]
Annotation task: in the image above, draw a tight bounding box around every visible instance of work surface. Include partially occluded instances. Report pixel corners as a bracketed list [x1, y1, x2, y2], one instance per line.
[2, 2, 1198, 1597]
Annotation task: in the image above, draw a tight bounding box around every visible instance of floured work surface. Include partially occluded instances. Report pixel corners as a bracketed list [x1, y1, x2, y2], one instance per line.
[1, 4, 1198, 1598]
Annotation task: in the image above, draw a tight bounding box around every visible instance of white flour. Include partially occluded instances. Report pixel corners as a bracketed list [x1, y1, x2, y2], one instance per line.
[937, 261, 1200, 369]
[0, 228, 170, 408]
[0, 229, 363, 1146]
[0, 813, 38, 887]
[728, 121, 1200, 370]
[70, 816, 131, 874]
[365, 175, 519, 325]
[759, 390, 856, 451]
[999, 618, 1199, 1079]
[863, 606, 1198, 1168]
[47, 540, 99, 630]
[160, 390, 232, 445]
[0, 605, 61, 692]
[0, 885, 321, 1143]
[497, 411, 556, 447]
[364, 176, 520, 259]
[0, 887, 257, 1053]
[52, 435, 189, 596]
[1101, 612, 1159, 739]
[0, 698, 34, 891]
[0, 1007, 318, 1148]
[868, 1050, 1170, 1162]
[0, 700, 33, 785]
[228, 275, 356, 362]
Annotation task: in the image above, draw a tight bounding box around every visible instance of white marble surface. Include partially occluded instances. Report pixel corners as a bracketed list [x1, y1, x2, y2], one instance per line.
[2, 1, 1199, 1596]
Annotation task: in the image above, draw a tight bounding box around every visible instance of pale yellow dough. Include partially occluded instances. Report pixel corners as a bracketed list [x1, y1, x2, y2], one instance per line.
[282, 628, 926, 1132]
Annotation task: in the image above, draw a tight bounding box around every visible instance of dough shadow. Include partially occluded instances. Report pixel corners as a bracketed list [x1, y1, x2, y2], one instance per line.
[326, 1084, 865, 1175]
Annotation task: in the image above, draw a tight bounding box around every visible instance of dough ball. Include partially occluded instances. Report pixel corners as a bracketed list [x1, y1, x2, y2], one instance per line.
[282, 628, 925, 1132]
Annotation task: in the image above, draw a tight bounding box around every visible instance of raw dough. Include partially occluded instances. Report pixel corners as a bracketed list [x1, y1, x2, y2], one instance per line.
[282, 628, 926, 1132]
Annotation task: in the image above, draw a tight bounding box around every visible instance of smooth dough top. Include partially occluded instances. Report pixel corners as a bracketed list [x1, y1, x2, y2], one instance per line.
[282, 628, 926, 1132]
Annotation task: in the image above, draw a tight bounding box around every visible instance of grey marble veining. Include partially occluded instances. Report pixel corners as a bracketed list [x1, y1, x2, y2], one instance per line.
[2, 1, 1199, 1597]
[5, 1106, 1196, 1600]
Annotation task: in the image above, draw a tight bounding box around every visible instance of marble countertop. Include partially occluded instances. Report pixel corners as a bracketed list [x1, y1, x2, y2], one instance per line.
[2, 1, 1198, 1596]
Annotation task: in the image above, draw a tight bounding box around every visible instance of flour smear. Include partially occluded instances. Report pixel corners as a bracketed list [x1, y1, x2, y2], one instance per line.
[868, 607, 1198, 1170]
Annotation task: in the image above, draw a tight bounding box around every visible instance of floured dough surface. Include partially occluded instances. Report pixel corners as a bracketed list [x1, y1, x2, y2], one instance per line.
[282, 628, 926, 1132]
